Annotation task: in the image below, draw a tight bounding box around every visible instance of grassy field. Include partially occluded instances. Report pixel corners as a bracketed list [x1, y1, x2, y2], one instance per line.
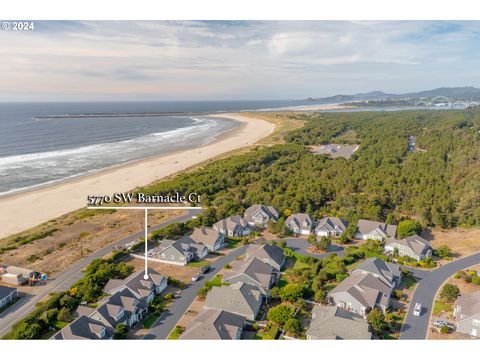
[186, 260, 210, 268]
[433, 300, 452, 315]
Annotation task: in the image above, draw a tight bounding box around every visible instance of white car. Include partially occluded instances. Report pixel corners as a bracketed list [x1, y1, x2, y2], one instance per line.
[413, 303, 422, 316]
[191, 273, 200, 282]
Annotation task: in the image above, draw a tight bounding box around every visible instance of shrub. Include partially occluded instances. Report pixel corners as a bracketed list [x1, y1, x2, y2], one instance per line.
[114, 323, 129, 339]
[164, 292, 174, 300]
[440, 325, 450, 334]
[280, 284, 304, 303]
[284, 318, 302, 337]
[267, 304, 294, 326]
[196, 287, 209, 299]
[435, 245, 452, 259]
[57, 307, 73, 322]
[366, 308, 387, 333]
[270, 287, 281, 300]
[397, 220, 422, 239]
[167, 277, 187, 289]
[440, 283, 460, 303]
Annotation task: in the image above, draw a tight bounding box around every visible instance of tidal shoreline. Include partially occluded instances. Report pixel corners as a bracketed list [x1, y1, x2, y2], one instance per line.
[0, 113, 275, 238]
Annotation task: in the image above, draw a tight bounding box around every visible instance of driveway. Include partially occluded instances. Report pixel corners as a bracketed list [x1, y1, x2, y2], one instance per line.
[400, 252, 480, 339]
[144, 244, 247, 339]
[0, 209, 202, 337]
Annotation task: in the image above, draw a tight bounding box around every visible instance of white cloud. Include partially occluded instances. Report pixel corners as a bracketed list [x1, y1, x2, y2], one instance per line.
[0, 20, 479, 101]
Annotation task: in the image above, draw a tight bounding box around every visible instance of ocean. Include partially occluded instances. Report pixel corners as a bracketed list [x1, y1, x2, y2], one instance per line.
[0, 100, 309, 196]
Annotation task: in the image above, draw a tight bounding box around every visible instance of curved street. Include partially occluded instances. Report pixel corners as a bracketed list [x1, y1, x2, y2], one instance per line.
[400, 252, 480, 339]
[0, 209, 202, 337]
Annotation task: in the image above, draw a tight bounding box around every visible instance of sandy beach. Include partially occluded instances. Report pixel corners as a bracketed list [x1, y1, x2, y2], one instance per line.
[0, 113, 275, 238]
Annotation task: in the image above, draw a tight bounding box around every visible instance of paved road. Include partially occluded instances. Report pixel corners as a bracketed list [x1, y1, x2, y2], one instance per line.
[145, 244, 248, 339]
[0, 209, 202, 337]
[401, 252, 480, 339]
[285, 238, 344, 259]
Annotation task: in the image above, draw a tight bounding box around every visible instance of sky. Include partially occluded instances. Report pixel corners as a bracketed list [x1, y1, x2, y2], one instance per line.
[1, 20, 480, 101]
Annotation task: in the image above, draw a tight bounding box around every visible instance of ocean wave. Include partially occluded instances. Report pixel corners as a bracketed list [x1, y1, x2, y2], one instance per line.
[0, 116, 216, 167]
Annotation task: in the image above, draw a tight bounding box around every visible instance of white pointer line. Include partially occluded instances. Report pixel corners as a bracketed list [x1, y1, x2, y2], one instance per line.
[86, 205, 204, 279]
[144, 208, 148, 280]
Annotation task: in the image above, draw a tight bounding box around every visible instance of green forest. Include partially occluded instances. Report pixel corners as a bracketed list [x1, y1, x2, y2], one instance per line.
[140, 109, 480, 228]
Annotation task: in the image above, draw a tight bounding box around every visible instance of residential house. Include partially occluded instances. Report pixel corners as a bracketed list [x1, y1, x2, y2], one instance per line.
[213, 215, 251, 237]
[180, 309, 247, 340]
[141, 236, 208, 266]
[315, 217, 348, 238]
[223, 257, 275, 296]
[285, 213, 314, 235]
[328, 272, 393, 317]
[105, 268, 167, 304]
[351, 257, 401, 288]
[355, 220, 397, 241]
[306, 305, 372, 340]
[0, 285, 17, 310]
[244, 243, 285, 271]
[385, 234, 433, 261]
[103, 288, 147, 327]
[243, 204, 279, 228]
[204, 282, 263, 321]
[189, 227, 225, 252]
[53, 315, 114, 340]
[86, 287, 148, 330]
[454, 291, 480, 337]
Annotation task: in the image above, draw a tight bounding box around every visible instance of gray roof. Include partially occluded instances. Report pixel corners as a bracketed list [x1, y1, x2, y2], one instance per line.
[455, 290, 480, 320]
[0, 285, 16, 300]
[307, 305, 371, 339]
[243, 204, 279, 223]
[91, 295, 128, 328]
[357, 219, 397, 238]
[224, 257, 274, 291]
[204, 282, 262, 319]
[105, 288, 145, 318]
[285, 213, 314, 231]
[352, 257, 401, 286]
[315, 217, 348, 232]
[159, 236, 207, 258]
[189, 227, 222, 247]
[104, 268, 166, 299]
[386, 234, 432, 257]
[245, 243, 285, 269]
[213, 215, 249, 232]
[180, 309, 246, 340]
[329, 271, 392, 310]
[53, 315, 113, 340]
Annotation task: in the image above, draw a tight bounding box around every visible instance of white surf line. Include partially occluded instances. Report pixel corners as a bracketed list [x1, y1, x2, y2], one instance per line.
[87, 206, 203, 279]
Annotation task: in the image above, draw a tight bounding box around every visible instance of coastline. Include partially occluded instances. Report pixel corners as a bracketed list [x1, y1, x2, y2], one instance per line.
[0, 113, 275, 238]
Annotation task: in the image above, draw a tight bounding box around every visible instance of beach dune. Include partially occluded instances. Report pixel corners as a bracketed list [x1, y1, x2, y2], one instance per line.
[0, 113, 275, 238]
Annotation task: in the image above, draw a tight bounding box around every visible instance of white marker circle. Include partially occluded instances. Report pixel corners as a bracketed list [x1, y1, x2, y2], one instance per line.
[143, 274, 149, 280]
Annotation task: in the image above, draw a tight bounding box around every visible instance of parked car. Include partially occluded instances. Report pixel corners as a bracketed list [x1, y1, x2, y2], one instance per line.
[414, 303, 422, 316]
[191, 273, 200, 282]
[200, 265, 211, 274]
[433, 320, 454, 330]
